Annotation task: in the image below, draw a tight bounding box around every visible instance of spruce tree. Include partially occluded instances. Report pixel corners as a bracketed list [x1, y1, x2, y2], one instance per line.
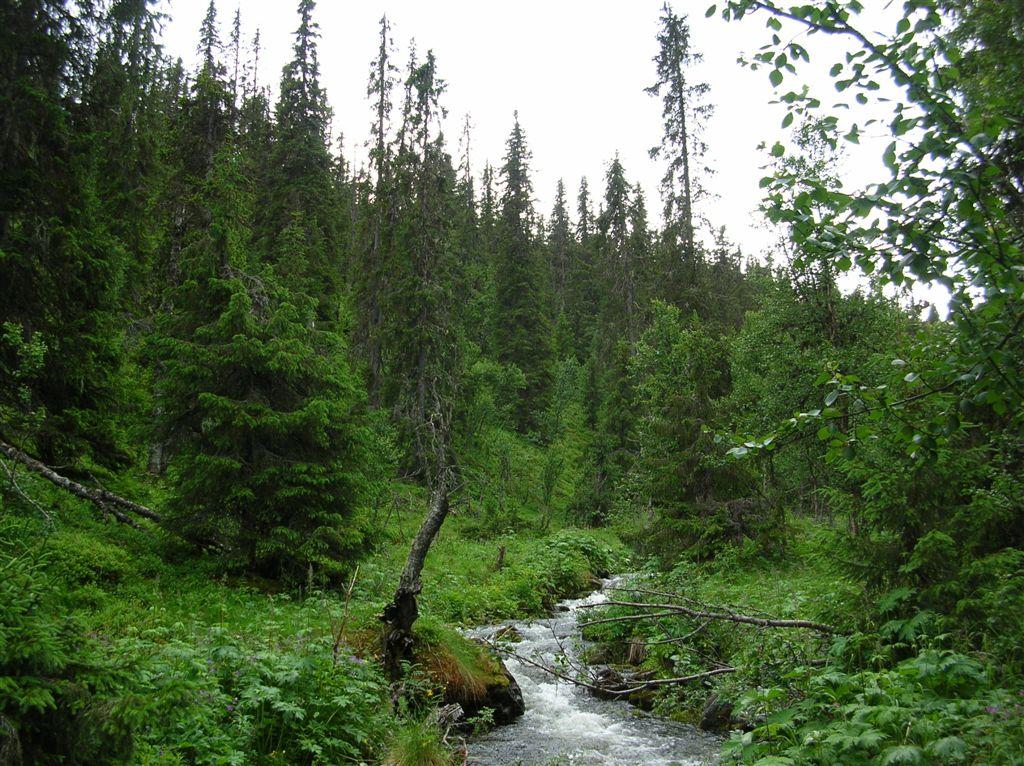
[627, 183, 653, 332]
[626, 301, 747, 559]
[454, 115, 493, 354]
[548, 179, 573, 319]
[567, 177, 599, 350]
[597, 156, 640, 342]
[153, 5, 375, 581]
[377, 50, 462, 473]
[494, 114, 552, 431]
[0, 0, 129, 465]
[647, 2, 711, 309]
[260, 0, 341, 323]
[356, 15, 399, 401]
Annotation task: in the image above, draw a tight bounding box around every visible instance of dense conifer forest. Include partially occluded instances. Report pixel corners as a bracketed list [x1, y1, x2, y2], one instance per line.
[1, 1, 1022, 764]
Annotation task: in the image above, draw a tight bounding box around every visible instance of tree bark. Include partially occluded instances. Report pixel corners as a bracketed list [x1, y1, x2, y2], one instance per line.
[0, 438, 162, 525]
[380, 461, 453, 683]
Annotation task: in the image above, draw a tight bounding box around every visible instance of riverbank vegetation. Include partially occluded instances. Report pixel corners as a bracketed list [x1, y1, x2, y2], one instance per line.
[1, 0, 1022, 764]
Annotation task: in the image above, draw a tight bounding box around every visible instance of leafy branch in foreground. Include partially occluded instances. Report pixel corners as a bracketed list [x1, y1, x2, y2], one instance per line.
[711, 0, 1023, 438]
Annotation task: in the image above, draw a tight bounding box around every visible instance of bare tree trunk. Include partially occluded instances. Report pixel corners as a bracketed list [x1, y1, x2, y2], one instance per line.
[493, 545, 506, 571]
[381, 462, 452, 683]
[380, 380, 455, 687]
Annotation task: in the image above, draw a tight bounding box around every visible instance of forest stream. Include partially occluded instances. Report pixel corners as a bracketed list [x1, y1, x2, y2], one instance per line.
[466, 580, 721, 766]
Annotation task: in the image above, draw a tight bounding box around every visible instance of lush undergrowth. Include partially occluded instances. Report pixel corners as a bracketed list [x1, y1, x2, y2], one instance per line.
[0, 452, 626, 766]
[583, 517, 1024, 765]
[584, 517, 862, 715]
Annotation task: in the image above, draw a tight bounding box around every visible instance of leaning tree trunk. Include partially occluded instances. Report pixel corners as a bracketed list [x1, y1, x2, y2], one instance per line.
[380, 382, 456, 686]
[381, 464, 452, 683]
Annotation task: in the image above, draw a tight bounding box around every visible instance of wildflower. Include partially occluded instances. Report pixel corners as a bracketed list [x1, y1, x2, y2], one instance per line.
[985, 705, 1000, 715]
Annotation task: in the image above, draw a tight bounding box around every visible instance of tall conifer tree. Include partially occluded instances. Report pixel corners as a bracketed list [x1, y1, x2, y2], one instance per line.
[494, 114, 551, 431]
[154, 3, 375, 581]
[548, 180, 573, 319]
[358, 15, 399, 401]
[261, 0, 340, 322]
[0, 0, 129, 464]
[647, 3, 711, 308]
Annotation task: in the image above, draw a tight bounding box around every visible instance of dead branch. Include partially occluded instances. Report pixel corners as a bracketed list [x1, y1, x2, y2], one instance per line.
[0, 438, 160, 526]
[486, 639, 738, 698]
[617, 667, 738, 694]
[578, 600, 842, 635]
[1, 454, 54, 524]
[643, 620, 712, 647]
[580, 611, 683, 627]
[605, 584, 774, 619]
[332, 564, 359, 667]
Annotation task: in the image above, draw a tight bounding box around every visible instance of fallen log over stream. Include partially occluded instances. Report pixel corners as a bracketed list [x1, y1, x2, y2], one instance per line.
[485, 638, 738, 698]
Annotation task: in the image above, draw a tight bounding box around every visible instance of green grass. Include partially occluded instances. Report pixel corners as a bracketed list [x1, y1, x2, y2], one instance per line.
[0, 438, 629, 765]
[381, 718, 456, 766]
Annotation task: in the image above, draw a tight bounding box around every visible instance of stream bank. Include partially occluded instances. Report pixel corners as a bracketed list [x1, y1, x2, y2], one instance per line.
[466, 579, 720, 765]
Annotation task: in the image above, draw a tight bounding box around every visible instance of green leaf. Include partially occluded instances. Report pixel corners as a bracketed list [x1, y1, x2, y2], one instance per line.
[883, 141, 898, 170]
[881, 745, 923, 765]
[769, 69, 784, 87]
[771, 142, 786, 157]
[782, 112, 794, 128]
[926, 736, 967, 760]
[705, 4, 717, 17]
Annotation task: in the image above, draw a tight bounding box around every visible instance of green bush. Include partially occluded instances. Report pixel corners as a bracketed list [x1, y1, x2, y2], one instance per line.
[0, 547, 133, 765]
[121, 627, 389, 765]
[45, 530, 137, 586]
[382, 717, 455, 766]
[724, 649, 1024, 765]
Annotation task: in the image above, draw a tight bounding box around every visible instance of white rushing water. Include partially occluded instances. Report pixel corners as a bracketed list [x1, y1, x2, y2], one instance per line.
[466, 580, 720, 766]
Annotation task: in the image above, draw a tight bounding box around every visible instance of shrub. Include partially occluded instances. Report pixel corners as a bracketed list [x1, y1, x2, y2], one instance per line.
[122, 627, 390, 765]
[723, 649, 1024, 766]
[0, 546, 133, 765]
[45, 530, 137, 586]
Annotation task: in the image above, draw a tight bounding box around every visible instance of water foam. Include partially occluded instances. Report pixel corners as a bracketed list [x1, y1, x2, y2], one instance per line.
[467, 579, 721, 765]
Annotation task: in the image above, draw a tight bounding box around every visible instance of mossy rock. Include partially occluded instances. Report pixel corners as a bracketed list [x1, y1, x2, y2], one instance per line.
[453, 650, 524, 726]
[417, 632, 524, 727]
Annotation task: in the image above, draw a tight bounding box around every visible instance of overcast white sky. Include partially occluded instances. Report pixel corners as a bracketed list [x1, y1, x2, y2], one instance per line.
[156, 0, 905, 268]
